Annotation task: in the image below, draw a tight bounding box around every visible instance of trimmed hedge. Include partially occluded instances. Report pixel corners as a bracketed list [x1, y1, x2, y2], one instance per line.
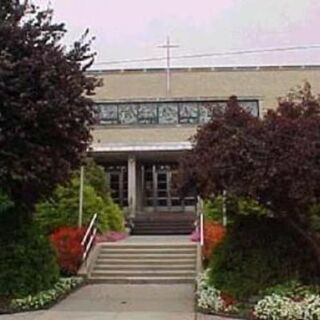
[209, 216, 319, 301]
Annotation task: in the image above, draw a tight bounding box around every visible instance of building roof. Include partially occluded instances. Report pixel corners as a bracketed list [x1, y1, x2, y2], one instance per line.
[88, 64, 320, 74]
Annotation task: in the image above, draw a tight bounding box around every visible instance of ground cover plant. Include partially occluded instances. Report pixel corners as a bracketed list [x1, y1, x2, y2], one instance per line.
[10, 277, 83, 312]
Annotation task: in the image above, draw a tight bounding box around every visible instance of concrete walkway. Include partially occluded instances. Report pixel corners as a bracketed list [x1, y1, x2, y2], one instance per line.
[1, 284, 194, 320]
[0, 284, 238, 320]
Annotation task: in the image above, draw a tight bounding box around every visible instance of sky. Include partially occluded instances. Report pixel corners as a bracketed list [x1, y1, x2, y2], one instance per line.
[34, 0, 320, 69]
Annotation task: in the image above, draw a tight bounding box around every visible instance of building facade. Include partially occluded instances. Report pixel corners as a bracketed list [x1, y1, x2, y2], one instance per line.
[88, 65, 320, 218]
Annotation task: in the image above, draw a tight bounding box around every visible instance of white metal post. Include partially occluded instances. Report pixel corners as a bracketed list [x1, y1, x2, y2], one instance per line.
[78, 165, 84, 228]
[222, 190, 227, 227]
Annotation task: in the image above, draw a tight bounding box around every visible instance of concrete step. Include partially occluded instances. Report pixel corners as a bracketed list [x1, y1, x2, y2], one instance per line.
[98, 243, 196, 249]
[132, 222, 194, 225]
[131, 230, 193, 233]
[95, 258, 196, 265]
[93, 264, 195, 271]
[132, 227, 193, 231]
[97, 254, 196, 260]
[131, 230, 193, 235]
[88, 276, 196, 284]
[91, 270, 196, 277]
[99, 248, 196, 254]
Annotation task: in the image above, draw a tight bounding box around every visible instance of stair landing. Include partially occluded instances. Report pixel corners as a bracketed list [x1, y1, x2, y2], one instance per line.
[132, 212, 196, 235]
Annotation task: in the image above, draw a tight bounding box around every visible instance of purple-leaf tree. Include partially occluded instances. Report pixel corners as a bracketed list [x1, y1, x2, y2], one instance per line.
[0, 1, 100, 210]
[181, 87, 320, 268]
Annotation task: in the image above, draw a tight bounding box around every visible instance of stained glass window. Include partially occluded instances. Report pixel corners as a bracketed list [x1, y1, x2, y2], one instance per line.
[158, 103, 179, 124]
[137, 103, 158, 124]
[179, 103, 199, 124]
[99, 104, 118, 124]
[118, 104, 138, 124]
[96, 100, 259, 125]
[239, 101, 259, 117]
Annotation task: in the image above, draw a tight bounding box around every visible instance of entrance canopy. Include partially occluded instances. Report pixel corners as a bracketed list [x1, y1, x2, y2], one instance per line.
[91, 141, 192, 153]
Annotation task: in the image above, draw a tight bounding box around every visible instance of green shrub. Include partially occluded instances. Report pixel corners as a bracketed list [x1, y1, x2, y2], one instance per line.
[261, 280, 320, 299]
[0, 222, 59, 297]
[203, 197, 223, 222]
[35, 178, 107, 234]
[209, 216, 318, 301]
[104, 197, 124, 231]
[203, 196, 266, 224]
[82, 158, 110, 200]
[0, 191, 14, 213]
[35, 177, 124, 235]
[82, 159, 124, 231]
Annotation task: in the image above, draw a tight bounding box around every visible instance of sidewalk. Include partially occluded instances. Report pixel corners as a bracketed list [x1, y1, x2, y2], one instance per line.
[0, 284, 195, 320]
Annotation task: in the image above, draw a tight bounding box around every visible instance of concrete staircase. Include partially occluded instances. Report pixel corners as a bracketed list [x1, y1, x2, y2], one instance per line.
[88, 242, 197, 284]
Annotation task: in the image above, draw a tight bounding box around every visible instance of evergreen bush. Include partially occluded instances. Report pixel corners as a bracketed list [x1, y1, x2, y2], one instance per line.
[0, 221, 59, 297]
[209, 216, 318, 301]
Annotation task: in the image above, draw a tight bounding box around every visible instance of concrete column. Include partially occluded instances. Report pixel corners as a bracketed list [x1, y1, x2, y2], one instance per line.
[136, 165, 143, 212]
[128, 155, 137, 217]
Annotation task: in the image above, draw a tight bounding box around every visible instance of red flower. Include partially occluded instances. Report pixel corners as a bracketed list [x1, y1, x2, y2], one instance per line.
[50, 227, 85, 275]
[221, 292, 235, 307]
[202, 222, 225, 259]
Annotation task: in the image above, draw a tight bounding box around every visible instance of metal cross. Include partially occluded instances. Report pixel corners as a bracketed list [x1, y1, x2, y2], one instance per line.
[158, 36, 179, 95]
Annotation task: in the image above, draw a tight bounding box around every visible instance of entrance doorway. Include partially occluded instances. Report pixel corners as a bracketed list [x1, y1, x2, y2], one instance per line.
[142, 164, 195, 211]
[105, 165, 128, 207]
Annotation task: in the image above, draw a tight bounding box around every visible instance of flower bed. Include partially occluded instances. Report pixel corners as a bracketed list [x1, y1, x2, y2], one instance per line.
[50, 227, 85, 276]
[254, 293, 320, 319]
[197, 269, 320, 320]
[6, 277, 84, 313]
[95, 231, 128, 243]
[196, 269, 240, 316]
[202, 222, 225, 260]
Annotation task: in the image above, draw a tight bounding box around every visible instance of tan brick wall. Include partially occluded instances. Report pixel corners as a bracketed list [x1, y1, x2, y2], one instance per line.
[91, 66, 320, 114]
[92, 126, 197, 144]
[90, 66, 320, 146]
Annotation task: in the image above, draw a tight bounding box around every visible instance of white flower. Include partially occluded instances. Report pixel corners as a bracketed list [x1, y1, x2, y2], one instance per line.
[254, 293, 320, 320]
[196, 269, 238, 313]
